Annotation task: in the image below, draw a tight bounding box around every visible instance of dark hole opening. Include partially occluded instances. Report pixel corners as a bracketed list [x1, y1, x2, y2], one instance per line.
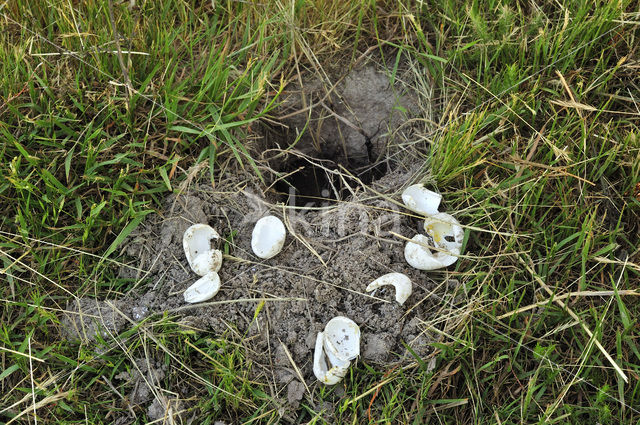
[272, 158, 386, 207]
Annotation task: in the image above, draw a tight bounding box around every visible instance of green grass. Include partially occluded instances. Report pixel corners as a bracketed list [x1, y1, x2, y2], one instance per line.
[1, 0, 640, 423]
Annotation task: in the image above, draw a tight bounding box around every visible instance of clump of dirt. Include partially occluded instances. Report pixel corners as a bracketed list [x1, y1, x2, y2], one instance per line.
[60, 298, 128, 343]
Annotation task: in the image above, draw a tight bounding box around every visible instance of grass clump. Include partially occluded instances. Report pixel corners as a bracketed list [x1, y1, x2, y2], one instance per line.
[2, 0, 640, 424]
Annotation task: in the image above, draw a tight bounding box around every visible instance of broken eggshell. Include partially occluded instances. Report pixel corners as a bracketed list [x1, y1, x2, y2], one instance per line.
[324, 343, 351, 369]
[251, 215, 286, 259]
[366, 272, 412, 305]
[191, 250, 223, 276]
[313, 316, 360, 385]
[401, 184, 442, 216]
[183, 224, 222, 276]
[313, 332, 349, 385]
[404, 234, 458, 270]
[323, 316, 361, 363]
[423, 212, 464, 255]
[183, 272, 221, 303]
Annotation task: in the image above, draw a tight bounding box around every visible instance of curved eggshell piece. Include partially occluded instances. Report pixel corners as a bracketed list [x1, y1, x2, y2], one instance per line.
[366, 272, 412, 305]
[323, 316, 360, 363]
[313, 332, 349, 385]
[183, 272, 221, 303]
[423, 212, 463, 255]
[404, 234, 456, 270]
[183, 224, 221, 276]
[401, 184, 442, 216]
[191, 250, 223, 276]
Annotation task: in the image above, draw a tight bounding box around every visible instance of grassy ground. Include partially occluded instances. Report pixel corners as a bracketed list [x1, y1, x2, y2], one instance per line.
[1, 0, 639, 423]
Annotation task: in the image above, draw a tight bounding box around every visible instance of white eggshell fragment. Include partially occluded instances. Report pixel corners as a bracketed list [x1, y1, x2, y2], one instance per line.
[423, 212, 464, 255]
[323, 316, 361, 363]
[183, 224, 221, 276]
[405, 234, 456, 270]
[313, 316, 361, 385]
[251, 215, 286, 259]
[191, 250, 223, 276]
[324, 343, 351, 369]
[366, 273, 412, 305]
[313, 332, 349, 385]
[401, 184, 442, 216]
[183, 272, 221, 303]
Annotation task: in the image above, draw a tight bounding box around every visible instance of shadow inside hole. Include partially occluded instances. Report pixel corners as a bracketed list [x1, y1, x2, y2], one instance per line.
[272, 159, 387, 207]
[272, 160, 337, 207]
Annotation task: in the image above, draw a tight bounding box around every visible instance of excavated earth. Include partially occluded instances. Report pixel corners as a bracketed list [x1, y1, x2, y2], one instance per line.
[61, 169, 463, 411]
[60, 62, 465, 419]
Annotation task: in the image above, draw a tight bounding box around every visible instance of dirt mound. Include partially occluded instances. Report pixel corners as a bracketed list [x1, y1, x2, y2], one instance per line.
[117, 164, 458, 370]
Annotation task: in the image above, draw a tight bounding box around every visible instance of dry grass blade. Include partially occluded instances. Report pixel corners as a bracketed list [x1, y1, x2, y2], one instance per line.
[28, 337, 37, 425]
[107, 0, 133, 98]
[2, 371, 69, 424]
[0, 345, 45, 362]
[168, 296, 308, 313]
[498, 289, 640, 319]
[346, 375, 396, 406]
[549, 99, 598, 112]
[278, 340, 310, 396]
[281, 204, 327, 267]
[6, 391, 72, 425]
[241, 258, 390, 302]
[594, 256, 640, 272]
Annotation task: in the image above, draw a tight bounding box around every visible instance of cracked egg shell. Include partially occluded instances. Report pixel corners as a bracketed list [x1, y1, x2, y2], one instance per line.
[183, 272, 220, 303]
[251, 215, 286, 259]
[401, 184, 442, 216]
[323, 316, 360, 363]
[423, 212, 464, 255]
[183, 224, 221, 276]
[366, 272, 412, 305]
[313, 332, 350, 385]
[191, 250, 223, 276]
[404, 234, 458, 270]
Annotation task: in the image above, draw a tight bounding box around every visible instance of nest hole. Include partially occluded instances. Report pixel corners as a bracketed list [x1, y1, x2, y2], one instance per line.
[259, 63, 418, 206]
[271, 156, 387, 207]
